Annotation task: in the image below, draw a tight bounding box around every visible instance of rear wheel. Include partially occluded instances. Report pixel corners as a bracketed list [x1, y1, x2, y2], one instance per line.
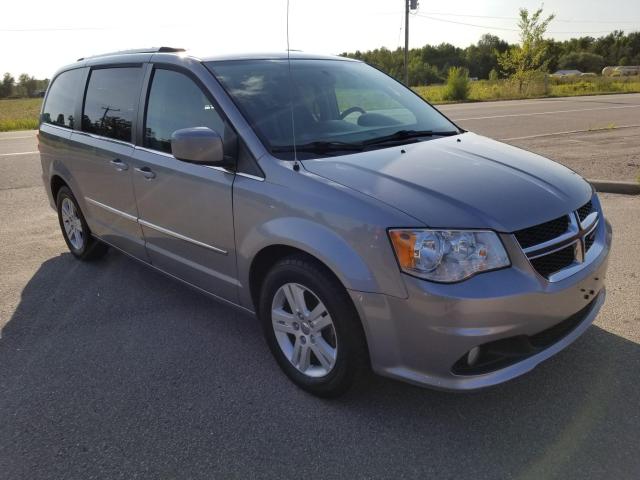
[259, 254, 369, 397]
[56, 186, 108, 260]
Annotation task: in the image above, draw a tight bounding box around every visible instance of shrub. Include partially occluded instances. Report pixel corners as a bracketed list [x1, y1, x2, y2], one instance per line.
[443, 67, 470, 101]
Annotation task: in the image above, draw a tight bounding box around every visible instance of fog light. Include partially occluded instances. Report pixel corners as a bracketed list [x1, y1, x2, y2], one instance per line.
[467, 347, 481, 366]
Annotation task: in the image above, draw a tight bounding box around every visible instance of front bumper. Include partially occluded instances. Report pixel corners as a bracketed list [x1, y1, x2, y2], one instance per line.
[349, 217, 612, 391]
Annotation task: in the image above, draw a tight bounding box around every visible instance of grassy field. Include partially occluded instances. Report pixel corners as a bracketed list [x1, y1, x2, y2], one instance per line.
[414, 75, 640, 104]
[0, 98, 42, 132]
[1, 75, 640, 132]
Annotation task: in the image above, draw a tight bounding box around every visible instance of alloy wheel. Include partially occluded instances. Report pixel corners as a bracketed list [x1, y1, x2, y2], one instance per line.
[61, 197, 84, 250]
[271, 282, 338, 377]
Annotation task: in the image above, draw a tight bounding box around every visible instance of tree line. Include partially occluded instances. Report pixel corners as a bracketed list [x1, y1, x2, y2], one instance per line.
[0, 73, 49, 99]
[342, 28, 640, 86]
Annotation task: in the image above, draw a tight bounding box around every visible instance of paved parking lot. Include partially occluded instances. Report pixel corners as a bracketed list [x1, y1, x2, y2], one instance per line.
[0, 95, 639, 479]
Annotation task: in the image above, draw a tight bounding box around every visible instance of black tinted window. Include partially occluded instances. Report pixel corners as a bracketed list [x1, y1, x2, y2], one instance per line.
[144, 69, 226, 154]
[82, 67, 142, 142]
[42, 69, 83, 129]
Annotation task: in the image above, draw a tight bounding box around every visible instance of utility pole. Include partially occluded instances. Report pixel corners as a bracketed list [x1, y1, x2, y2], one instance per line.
[404, 0, 419, 86]
[404, 0, 409, 85]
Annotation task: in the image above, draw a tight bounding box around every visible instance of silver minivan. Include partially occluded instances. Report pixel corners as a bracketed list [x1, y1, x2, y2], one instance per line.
[39, 48, 611, 397]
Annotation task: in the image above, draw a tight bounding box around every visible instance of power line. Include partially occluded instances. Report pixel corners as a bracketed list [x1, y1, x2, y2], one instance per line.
[0, 24, 178, 32]
[413, 14, 630, 34]
[420, 11, 640, 24]
[414, 14, 518, 32]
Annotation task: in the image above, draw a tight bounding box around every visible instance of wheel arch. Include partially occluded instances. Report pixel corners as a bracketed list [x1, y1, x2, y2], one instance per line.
[50, 174, 69, 202]
[240, 217, 384, 313]
[249, 245, 345, 313]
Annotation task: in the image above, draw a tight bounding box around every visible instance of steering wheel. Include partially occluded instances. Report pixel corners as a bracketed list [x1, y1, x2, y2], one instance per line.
[340, 106, 366, 119]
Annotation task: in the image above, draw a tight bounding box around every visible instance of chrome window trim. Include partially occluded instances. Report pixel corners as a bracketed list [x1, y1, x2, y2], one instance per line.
[74, 130, 134, 148]
[138, 219, 228, 255]
[236, 172, 265, 182]
[84, 197, 138, 222]
[134, 146, 264, 180]
[206, 165, 235, 175]
[135, 145, 173, 158]
[41, 122, 73, 133]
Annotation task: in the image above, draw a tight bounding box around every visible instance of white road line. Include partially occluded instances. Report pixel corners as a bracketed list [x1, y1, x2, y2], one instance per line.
[441, 100, 571, 110]
[499, 124, 640, 141]
[0, 151, 39, 157]
[452, 104, 640, 121]
[440, 93, 640, 111]
[0, 135, 36, 140]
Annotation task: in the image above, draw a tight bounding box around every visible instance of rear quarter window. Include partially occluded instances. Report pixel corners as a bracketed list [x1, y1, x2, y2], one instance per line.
[82, 67, 143, 142]
[42, 69, 83, 129]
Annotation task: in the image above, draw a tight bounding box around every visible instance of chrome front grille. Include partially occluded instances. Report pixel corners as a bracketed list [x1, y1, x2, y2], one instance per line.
[577, 200, 593, 223]
[529, 245, 576, 278]
[514, 198, 599, 281]
[513, 215, 570, 249]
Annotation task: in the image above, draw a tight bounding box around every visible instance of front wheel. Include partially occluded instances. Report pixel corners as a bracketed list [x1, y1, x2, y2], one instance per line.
[259, 255, 369, 397]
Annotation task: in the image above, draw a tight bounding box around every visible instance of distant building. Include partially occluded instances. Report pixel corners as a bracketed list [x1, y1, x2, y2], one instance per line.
[551, 69, 583, 77]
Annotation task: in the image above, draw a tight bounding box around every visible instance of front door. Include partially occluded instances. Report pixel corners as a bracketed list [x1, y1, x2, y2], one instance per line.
[132, 67, 238, 302]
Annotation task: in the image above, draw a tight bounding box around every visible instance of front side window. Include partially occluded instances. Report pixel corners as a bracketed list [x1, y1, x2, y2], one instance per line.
[144, 69, 227, 154]
[82, 67, 142, 142]
[207, 59, 459, 159]
[42, 69, 83, 129]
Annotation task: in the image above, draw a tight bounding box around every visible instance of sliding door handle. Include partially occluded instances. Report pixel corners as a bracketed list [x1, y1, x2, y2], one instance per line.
[134, 166, 156, 180]
[110, 158, 129, 171]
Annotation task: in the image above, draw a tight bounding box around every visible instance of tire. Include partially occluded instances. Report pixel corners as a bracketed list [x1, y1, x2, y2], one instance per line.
[56, 186, 108, 261]
[258, 254, 369, 397]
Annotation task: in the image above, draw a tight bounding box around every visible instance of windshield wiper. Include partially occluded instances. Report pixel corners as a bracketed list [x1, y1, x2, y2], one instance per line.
[271, 141, 364, 155]
[362, 129, 460, 146]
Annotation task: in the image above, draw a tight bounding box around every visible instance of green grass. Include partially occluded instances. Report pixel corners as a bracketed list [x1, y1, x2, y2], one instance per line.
[0, 98, 42, 132]
[414, 75, 640, 104]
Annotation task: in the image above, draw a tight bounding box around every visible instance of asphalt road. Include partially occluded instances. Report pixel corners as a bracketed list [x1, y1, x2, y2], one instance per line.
[1, 95, 639, 479]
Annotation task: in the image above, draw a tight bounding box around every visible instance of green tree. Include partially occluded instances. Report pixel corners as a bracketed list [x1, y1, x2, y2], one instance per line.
[465, 34, 509, 79]
[443, 67, 470, 101]
[498, 7, 555, 92]
[408, 54, 442, 85]
[18, 73, 38, 97]
[558, 51, 605, 72]
[0, 72, 14, 98]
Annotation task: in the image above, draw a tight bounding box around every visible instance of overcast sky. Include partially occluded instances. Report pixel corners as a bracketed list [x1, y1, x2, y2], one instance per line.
[2, 0, 640, 79]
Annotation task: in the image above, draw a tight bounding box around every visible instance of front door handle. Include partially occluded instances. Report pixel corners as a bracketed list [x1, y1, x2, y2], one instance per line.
[134, 166, 156, 180]
[110, 158, 129, 171]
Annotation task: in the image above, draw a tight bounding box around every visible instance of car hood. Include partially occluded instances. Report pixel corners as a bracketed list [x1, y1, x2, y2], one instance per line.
[301, 132, 593, 232]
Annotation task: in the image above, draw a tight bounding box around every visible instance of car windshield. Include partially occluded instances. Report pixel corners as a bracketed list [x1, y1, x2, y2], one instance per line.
[206, 58, 460, 159]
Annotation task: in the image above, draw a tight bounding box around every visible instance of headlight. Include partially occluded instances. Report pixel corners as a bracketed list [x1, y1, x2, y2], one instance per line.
[388, 229, 510, 282]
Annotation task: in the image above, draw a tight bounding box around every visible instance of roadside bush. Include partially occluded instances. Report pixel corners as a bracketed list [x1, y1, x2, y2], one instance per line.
[443, 67, 470, 101]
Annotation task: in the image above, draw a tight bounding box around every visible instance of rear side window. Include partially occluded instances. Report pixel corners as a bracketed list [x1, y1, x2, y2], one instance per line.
[144, 69, 227, 154]
[82, 67, 142, 142]
[42, 69, 83, 129]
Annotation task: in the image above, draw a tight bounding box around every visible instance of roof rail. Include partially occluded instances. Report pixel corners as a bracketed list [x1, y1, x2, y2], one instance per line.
[77, 46, 185, 62]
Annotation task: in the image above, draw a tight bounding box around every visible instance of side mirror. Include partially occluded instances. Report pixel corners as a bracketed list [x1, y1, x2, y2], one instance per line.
[171, 127, 225, 165]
